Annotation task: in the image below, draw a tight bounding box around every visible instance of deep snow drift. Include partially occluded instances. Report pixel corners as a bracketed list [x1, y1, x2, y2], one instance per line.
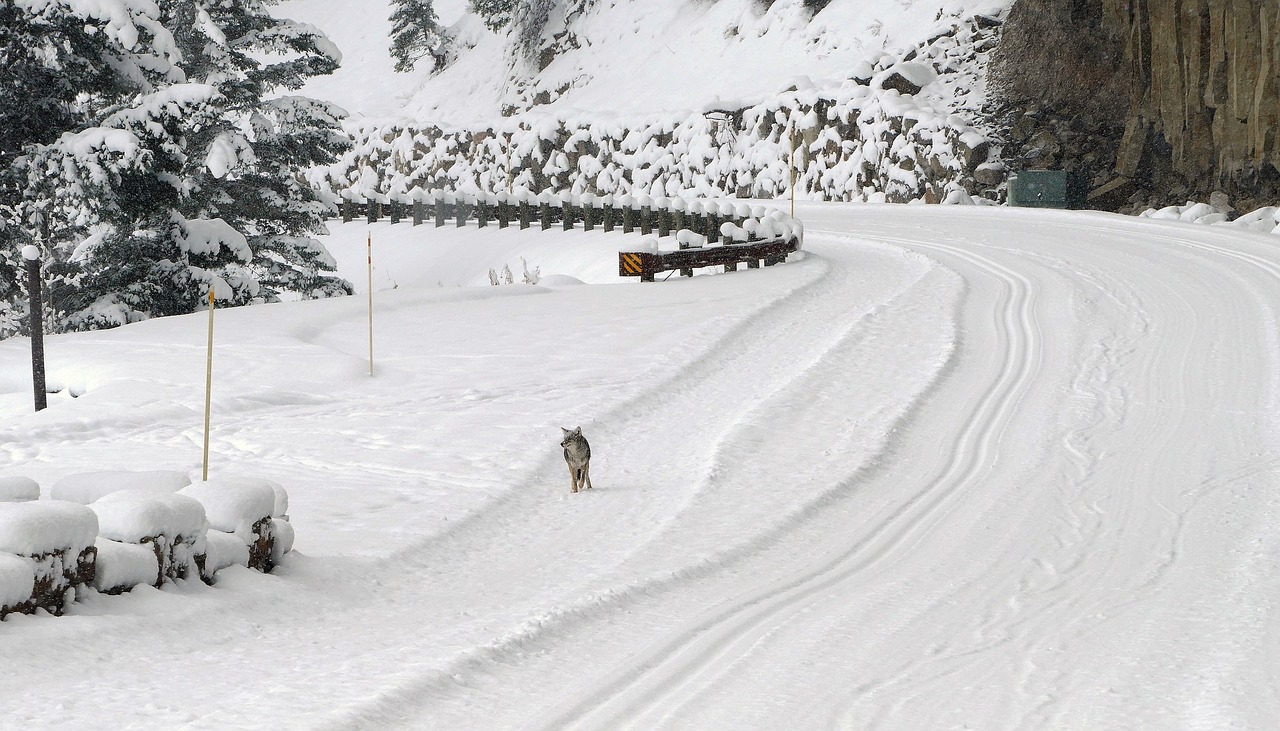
[2, 205, 1279, 729]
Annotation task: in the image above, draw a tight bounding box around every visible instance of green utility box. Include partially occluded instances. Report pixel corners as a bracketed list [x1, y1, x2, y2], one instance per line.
[1008, 170, 1089, 209]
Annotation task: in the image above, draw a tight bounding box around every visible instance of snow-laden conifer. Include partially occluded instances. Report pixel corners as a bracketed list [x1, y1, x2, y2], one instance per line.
[389, 0, 454, 73]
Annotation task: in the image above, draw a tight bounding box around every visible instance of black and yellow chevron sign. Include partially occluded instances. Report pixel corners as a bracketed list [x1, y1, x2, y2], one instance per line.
[620, 252, 645, 275]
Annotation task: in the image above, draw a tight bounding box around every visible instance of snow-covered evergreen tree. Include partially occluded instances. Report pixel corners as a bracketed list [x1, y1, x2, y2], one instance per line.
[389, 0, 453, 73]
[0, 0, 352, 336]
[470, 0, 516, 32]
[0, 0, 189, 335]
[155, 0, 353, 303]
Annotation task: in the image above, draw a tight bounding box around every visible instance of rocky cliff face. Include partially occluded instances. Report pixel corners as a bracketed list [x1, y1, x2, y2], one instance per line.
[993, 0, 1280, 211]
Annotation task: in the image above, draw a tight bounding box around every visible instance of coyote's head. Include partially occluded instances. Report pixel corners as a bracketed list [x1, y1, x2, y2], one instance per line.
[561, 426, 582, 447]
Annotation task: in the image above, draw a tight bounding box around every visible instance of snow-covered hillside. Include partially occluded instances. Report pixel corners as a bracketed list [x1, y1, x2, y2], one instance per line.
[279, 0, 1011, 123]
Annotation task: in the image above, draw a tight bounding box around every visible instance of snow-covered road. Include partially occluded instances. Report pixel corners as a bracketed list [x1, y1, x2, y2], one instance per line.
[2, 205, 1278, 729]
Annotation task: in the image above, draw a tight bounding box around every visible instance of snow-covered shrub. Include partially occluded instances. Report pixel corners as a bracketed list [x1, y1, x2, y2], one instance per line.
[521, 257, 541, 285]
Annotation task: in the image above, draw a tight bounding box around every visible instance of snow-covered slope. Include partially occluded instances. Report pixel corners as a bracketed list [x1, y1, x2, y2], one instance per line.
[278, 0, 1011, 124]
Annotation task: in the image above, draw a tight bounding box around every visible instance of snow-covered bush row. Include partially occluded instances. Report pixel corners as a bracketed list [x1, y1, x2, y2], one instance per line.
[311, 18, 997, 207]
[1140, 202, 1280, 234]
[0, 472, 292, 618]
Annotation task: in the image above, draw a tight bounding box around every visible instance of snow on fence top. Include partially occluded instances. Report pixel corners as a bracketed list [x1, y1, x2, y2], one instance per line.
[0, 477, 40, 503]
[0, 501, 98, 556]
[50, 470, 193, 505]
[178, 478, 279, 535]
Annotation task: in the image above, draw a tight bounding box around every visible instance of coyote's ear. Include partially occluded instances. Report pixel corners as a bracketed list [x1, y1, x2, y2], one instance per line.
[561, 426, 572, 436]
[573, 426, 582, 435]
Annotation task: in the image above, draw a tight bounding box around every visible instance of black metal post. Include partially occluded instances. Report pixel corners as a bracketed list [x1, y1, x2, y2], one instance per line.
[25, 251, 46, 412]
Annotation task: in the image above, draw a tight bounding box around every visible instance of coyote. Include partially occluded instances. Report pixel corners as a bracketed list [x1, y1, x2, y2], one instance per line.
[560, 426, 593, 493]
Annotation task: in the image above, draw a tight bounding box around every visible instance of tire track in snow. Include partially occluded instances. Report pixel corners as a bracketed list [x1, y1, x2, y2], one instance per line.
[312, 239, 953, 728]
[512, 234, 1037, 730]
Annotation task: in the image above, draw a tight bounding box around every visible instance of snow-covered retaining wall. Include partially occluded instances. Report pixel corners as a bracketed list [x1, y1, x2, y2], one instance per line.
[310, 16, 1001, 206]
[1, 472, 293, 619]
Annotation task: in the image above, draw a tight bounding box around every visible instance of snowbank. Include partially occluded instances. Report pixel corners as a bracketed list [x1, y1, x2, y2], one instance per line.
[0, 477, 40, 503]
[50, 470, 192, 505]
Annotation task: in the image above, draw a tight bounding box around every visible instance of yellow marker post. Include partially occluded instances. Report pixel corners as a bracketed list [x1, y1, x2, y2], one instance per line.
[202, 287, 214, 481]
[367, 232, 374, 376]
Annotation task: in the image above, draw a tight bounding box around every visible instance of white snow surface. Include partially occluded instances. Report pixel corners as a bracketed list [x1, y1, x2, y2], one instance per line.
[1, 204, 1279, 728]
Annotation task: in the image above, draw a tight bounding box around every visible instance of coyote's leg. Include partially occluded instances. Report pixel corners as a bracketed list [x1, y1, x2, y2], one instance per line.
[568, 464, 579, 493]
[583, 461, 593, 490]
